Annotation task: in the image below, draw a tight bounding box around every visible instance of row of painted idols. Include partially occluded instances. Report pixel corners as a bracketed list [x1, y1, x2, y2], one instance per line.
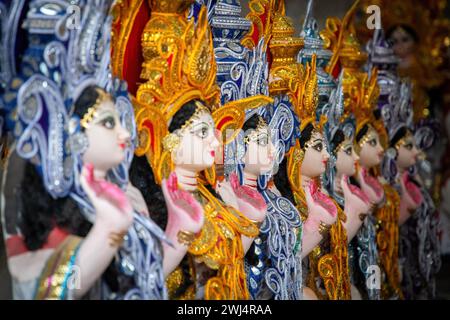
[0, 0, 441, 300]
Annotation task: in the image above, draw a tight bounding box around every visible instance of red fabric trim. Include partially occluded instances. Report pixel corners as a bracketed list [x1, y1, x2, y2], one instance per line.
[5, 227, 69, 258]
[122, 2, 151, 96]
[217, 116, 233, 130]
[142, 119, 155, 152]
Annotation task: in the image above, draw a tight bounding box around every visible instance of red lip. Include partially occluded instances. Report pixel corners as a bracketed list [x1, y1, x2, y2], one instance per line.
[210, 151, 215, 158]
[119, 143, 126, 150]
[322, 160, 327, 166]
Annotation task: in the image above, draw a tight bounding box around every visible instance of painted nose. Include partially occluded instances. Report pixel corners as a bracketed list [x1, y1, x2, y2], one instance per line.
[118, 122, 131, 142]
[210, 129, 220, 149]
[353, 149, 360, 162]
[323, 148, 330, 161]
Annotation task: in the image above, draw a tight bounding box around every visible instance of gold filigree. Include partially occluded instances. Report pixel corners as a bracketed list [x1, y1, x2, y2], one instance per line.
[188, 184, 259, 300]
[293, 54, 319, 131]
[310, 204, 351, 300]
[212, 95, 273, 145]
[80, 89, 110, 129]
[268, 12, 304, 96]
[374, 184, 403, 299]
[243, 116, 269, 144]
[35, 236, 82, 300]
[177, 230, 197, 246]
[122, 4, 219, 184]
[321, 1, 380, 138]
[322, 0, 366, 77]
[242, 0, 281, 49]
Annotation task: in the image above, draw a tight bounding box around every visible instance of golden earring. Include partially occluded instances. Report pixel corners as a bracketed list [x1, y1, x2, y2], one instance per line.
[162, 133, 181, 153]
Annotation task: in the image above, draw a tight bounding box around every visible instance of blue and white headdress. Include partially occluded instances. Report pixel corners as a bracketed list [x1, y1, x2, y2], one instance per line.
[322, 72, 356, 206]
[2, 0, 167, 300]
[204, 0, 271, 179]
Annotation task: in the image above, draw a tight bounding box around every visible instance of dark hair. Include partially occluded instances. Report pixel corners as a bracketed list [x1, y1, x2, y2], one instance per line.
[390, 126, 408, 148]
[273, 122, 315, 204]
[373, 109, 381, 121]
[20, 162, 91, 250]
[168, 100, 199, 132]
[299, 123, 315, 149]
[386, 24, 419, 44]
[273, 158, 296, 204]
[242, 113, 260, 133]
[331, 129, 345, 154]
[72, 85, 114, 129]
[355, 124, 369, 143]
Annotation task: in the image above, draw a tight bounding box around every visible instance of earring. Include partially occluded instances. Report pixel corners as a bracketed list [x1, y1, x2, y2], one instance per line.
[68, 116, 89, 155]
[69, 132, 89, 155]
[162, 133, 180, 153]
[294, 148, 304, 163]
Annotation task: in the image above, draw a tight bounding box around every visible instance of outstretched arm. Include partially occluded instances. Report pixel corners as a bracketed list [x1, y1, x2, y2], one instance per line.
[160, 173, 204, 278]
[73, 164, 134, 299]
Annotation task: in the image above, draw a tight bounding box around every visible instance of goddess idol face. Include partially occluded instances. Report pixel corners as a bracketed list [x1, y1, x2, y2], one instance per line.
[335, 138, 359, 177]
[301, 130, 330, 178]
[396, 131, 420, 170]
[170, 102, 220, 173]
[243, 119, 275, 176]
[357, 126, 384, 169]
[82, 95, 131, 173]
[388, 26, 417, 61]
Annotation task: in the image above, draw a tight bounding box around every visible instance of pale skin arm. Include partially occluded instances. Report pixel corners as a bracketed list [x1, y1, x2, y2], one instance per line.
[341, 178, 370, 243]
[73, 166, 134, 299]
[162, 229, 190, 278]
[73, 223, 124, 299]
[301, 218, 325, 258]
[300, 183, 337, 258]
[160, 174, 204, 278]
[343, 215, 365, 243]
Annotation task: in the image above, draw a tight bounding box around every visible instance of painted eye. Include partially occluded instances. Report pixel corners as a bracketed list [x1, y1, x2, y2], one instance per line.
[312, 143, 323, 152]
[197, 126, 209, 139]
[369, 139, 377, 147]
[101, 116, 115, 129]
[345, 147, 352, 156]
[257, 136, 268, 146]
[404, 143, 413, 150]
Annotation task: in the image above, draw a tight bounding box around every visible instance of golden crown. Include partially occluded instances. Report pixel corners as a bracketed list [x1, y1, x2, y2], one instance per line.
[128, 3, 219, 183]
[347, 68, 380, 135]
[321, 0, 367, 77]
[294, 54, 320, 131]
[268, 12, 304, 95]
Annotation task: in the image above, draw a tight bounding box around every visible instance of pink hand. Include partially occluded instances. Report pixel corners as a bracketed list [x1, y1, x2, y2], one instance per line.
[80, 164, 134, 234]
[229, 173, 267, 211]
[341, 175, 372, 215]
[342, 175, 370, 204]
[304, 179, 337, 226]
[84, 163, 131, 213]
[359, 167, 384, 204]
[401, 172, 423, 208]
[162, 173, 204, 234]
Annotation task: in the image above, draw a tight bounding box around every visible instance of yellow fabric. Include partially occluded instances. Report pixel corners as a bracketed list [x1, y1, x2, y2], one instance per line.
[35, 235, 82, 300]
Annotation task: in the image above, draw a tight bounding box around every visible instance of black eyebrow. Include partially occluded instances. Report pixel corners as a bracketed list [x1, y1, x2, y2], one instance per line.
[190, 122, 209, 130]
[258, 132, 268, 138]
[92, 110, 116, 121]
[313, 139, 323, 143]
